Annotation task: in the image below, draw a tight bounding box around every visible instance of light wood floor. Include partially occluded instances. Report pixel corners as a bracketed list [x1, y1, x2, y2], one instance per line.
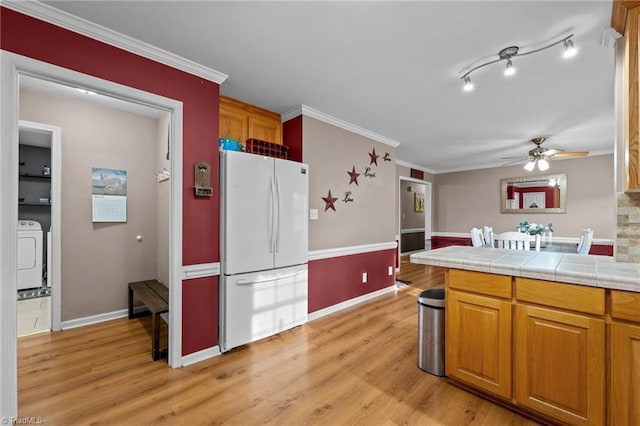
[18, 258, 538, 425]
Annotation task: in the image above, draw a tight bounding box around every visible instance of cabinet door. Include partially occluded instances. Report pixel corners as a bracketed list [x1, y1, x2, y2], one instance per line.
[514, 304, 605, 425]
[248, 115, 282, 144]
[446, 290, 512, 399]
[610, 322, 640, 426]
[219, 106, 248, 142]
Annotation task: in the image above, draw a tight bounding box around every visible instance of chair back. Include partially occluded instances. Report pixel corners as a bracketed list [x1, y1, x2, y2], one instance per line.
[470, 228, 485, 247]
[482, 226, 494, 247]
[577, 229, 594, 255]
[494, 231, 540, 251]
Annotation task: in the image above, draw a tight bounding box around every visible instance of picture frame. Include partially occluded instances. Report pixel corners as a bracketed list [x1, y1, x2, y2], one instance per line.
[414, 192, 425, 212]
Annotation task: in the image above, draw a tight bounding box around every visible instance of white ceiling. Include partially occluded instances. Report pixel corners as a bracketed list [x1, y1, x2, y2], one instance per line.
[42, 1, 616, 173]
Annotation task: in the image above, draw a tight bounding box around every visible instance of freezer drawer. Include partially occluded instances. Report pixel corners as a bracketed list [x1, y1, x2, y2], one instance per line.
[220, 265, 308, 352]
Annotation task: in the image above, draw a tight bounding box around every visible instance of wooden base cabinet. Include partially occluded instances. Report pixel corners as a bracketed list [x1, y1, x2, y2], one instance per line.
[514, 304, 605, 425]
[446, 289, 512, 399]
[610, 322, 640, 425]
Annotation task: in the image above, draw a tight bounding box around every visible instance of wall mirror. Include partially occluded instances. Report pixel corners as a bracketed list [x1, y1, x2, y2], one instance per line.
[500, 173, 567, 214]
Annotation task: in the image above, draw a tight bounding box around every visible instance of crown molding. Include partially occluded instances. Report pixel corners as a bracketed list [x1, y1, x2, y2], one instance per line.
[395, 159, 437, 175]
[1, 0, 228, 84]
[282, 104, 401, 148]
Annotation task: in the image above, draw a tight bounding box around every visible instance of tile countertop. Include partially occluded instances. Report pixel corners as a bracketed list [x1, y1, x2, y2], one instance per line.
[410, 246, 640, 293]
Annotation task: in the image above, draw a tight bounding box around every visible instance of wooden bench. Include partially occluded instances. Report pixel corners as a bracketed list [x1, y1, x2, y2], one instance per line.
[128, 279, 169, 361]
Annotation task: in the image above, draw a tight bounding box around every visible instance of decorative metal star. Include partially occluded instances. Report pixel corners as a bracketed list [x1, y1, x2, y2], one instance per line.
[347, 166, 360, 185]
[369, 148, 379, 166]
[322, 190, 338, 212]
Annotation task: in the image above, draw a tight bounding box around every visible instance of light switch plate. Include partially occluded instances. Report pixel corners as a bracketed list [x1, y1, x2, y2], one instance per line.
[362, 272, 367, 283]
[310, 209, 319, 220]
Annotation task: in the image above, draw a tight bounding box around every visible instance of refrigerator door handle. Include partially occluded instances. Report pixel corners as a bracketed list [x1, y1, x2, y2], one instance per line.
[275, 176, 281, 253]
[236, 270, 305, 285]
[268, 177, 275, 253]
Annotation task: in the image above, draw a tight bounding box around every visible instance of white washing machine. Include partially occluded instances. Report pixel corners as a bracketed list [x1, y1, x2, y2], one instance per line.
[17, 220, 43, 290]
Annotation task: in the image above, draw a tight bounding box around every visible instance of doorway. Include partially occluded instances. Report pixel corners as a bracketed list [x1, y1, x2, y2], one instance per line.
[1, 50, 185, 416]
[397, 176, 432, 269]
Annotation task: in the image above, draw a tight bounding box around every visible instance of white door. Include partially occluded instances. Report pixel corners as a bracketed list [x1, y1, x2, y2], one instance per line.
[221, 151, 274, 275]
[273, 158, 308, 268]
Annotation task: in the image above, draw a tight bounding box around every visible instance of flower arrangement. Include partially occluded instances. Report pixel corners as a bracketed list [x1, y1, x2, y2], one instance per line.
[517, 221, 553, 236]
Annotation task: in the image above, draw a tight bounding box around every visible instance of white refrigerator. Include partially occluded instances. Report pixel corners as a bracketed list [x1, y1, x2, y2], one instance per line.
[219, 150, 309, 352]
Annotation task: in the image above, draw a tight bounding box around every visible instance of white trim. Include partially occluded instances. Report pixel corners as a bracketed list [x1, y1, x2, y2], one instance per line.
[1, 0, 228, 85]
[395, 159, 437, 175]
[181, 346, 222, 367]
[282, 104, 401, 148]
[18, 120, 62, 331]
[431, 232, 470, 238]
[308, 241, 397, 261]
[182, 262, 220, 280]
[401, 228, 425, 234]
[1, 50, 185, 419]
[61, 308, 128, 330]
[307, 285, 397, 322]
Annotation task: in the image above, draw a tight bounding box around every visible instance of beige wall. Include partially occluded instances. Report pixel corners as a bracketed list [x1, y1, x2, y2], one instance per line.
[156, 113, 170, 286]
[400, 180, 425, 230]
[433, 154, 616, 239]
[395, 163, 435, 236]
[303, 116, 396, 250]
[20, 90, 161, 321]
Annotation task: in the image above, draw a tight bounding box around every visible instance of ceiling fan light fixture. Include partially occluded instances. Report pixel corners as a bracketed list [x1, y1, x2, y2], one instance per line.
[463, 76, 474, 92]
[504, 59, 516, 76]
[563, 39, 577, 58]
[524, 160, 536, 171]
[537, 159, 550, 171]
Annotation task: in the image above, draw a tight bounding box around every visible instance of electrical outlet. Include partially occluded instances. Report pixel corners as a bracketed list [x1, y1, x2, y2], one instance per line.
[309, 209, 319, 220]
[362, 272, 367, 283]
[388, 266, 393, 276]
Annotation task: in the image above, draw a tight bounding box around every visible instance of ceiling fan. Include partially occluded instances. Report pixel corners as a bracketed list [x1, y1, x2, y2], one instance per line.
[502, 137, 589, 171]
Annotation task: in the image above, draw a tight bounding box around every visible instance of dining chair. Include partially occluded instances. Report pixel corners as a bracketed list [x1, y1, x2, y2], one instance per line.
[470, 228, 485, 247]
[577, 228, 594, 255]
[482, 226, 494, 248]
[494, 231, 540, 251]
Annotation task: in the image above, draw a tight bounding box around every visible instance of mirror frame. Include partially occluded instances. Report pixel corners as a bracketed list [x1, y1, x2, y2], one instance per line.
[500, 173, 567, 214]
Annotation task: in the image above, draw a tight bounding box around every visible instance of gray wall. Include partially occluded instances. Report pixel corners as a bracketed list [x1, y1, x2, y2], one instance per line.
[400, 180, 426, 230]
[303, 116, 396, 250]
[433, 154, 616, 239]
[20, 89, 162, 321]
[156, 114, 171, 286]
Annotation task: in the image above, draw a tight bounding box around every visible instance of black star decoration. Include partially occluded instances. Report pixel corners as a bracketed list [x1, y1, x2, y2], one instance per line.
[369, 148, 379, 166]
[347, 166, 360, 185]
[322, 190, 338, 212]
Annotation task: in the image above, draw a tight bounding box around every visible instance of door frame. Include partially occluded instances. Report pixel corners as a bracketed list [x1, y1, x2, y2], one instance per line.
[18, 120, 62, 331]
[397, 176, 432, 269]
[1, 51, 184, 417]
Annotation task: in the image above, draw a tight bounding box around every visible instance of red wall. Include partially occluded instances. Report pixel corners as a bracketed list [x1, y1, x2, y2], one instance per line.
[308, 249, 396, 313]
[1, 7, 220, 355]
[283, 115, 303, 162]
[430, 236, 613, 256]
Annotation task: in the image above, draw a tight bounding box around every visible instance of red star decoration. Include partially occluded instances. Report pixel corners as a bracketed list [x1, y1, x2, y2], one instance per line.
[369, 148, 379, 166]
[321, 190, 338, 212]
[347, 166, 360, 185]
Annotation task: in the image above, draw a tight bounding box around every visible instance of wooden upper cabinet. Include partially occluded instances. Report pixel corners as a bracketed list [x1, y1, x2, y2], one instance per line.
[219, 96, 282, 145]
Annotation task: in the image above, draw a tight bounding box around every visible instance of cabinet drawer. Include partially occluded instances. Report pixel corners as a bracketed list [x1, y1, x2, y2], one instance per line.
[448, 269, 511, 299]
[611, 290, 640, 322]
[516, 278, 604, 315]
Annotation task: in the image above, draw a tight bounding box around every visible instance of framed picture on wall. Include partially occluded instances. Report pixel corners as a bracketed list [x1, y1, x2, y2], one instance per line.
[414, 192, 425, 212]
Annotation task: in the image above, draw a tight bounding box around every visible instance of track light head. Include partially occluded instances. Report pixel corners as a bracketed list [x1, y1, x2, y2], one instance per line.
[563, 39, 577, 58]
[504, 59, 516, 77]
[462, 76, 474, 92]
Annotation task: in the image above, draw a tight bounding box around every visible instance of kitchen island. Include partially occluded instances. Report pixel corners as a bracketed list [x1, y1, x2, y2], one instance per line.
[411, 246, 640, 426]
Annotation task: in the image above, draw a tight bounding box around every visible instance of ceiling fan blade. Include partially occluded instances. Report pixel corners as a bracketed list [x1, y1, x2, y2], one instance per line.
[501, 155, 530, 160]
[550, 151, 589, 158]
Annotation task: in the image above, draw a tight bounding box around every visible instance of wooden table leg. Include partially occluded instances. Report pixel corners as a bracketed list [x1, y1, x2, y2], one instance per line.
[152, 313, 160, 361]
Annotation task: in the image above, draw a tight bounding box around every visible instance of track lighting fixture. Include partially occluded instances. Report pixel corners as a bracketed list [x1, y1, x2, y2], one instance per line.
[461, 34, 576, 92]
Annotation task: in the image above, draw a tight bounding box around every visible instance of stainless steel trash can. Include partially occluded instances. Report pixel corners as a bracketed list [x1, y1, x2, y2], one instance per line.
[417, 288, 445, 376]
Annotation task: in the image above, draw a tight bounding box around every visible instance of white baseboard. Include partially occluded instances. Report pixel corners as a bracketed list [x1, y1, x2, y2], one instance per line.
[61, 306, 147, 330]
[181, 346, 221, 367]
[307, 285, 397, 322]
